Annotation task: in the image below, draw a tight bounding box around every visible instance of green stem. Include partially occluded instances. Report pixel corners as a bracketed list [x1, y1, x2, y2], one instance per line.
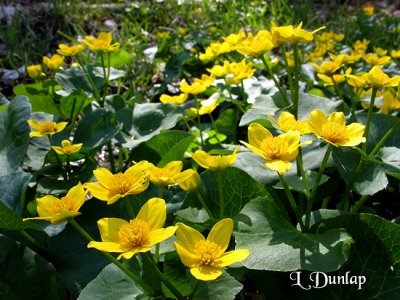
[194, 95, 204, 147]
[19, 229, 46, 251]
[305, 145, 332, 229]
[107, 141, 116, 173]
[362, 87, 378, 153]
[124, 197, 135, 219]
[260, 55, 290, 108]
[196, 191, 213, 219]
[189, 279, 200, 298]
[48, 136, 67, 180]
[100, 53, 109, 103]
[350, 195, 369, 213]
[292, 44, 301, 118]
[77, 56, 101, 101]
[142, 252, 185, 300]
[217, 171, 225, 218]
[209, 113, 222, 145]
[278, 173, 306, 232]
[369, 118, 400, 156]
[225, 80, 246, 113]
[296, 149, 310, 199]
[68, 218, 155, 296]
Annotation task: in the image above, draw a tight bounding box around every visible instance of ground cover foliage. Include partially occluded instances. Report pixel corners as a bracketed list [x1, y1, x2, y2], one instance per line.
[0, 0, 400, 299]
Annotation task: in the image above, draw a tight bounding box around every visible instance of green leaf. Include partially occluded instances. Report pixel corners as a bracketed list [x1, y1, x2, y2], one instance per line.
[0, 234, 67, 300]
[23, 136, 50, 170]
[92, 66, 125, 81]
[77, 264, 147, 300]
[13, 83, 60, 115]
[132, 130, 194, 165]
[0, 95, 31, 172]
[184, 167, 271, 218]
[274, 170, 329, 195]
[0, 201, 41, 231]
[123, 103, 184, 148]
[234, 197, 353, 272]
[377, 146, 400, 174]
[55, 65, 104, 98]
[162, 252, 191, 298]
[191, 271, 243, 300]
[175, 207, 210, 224]
[332, 147, 361, 184]
[353, 163, 388, 195]
[96, 49, 133, 69]
[74, 108, 122, 149]
[0, 170, 32, 214]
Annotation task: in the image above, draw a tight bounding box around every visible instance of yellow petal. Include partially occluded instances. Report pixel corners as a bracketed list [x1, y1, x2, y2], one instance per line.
[55, 122, 68, 132]
[51, 211, 81, 224]
[97, 218, 128, 242]
[219, 249, 250, 267]
[164, 161, 183, 174]
[278, 131, 301, 161]
[207, 218, 233, 253]
[240, 140, 267, 160]
[192, 150, 212, 169]
[248, 123, 272, 149]
[173, 242, 198, 267]
[265, 160, 292, 174]
[84, 182, 116, 202]
[136, 198, 166, 230]
[36, 195, 59, 217]
[93, 168, 115, 189]
[190, 266, 222, 281]
[23, 216, 52, 222]
[27, 119, 40, 130]
[87, 241, 124, 253]
[327, 112, 345, 125]
[175, 222, 205, 253]
[51, 146, 64, 154]
[147, 226, 177, 245]
[66, 183, 87, 211]
[117, 247, 152, 260]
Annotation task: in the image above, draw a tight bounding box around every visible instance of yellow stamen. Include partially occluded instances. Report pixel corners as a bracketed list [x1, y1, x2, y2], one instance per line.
[118, 219, 150, 250]
[260, 137, 288, 160]
[194, 240, 222, 267]
[108, 173, 133, 195]
[321, 122, 347, 144]
[49, 196, 75, 214]
[39, 121, 57, 135]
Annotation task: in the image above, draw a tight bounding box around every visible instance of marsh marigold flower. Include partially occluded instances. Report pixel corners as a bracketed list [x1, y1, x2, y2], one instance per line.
[307, 109, 366, 147]
[362, 5, 375, 16]
[378, 90, 400, 114]
[268, 112, 311, 135]
[174, 218, 250, 281]
[27, 64, 44, 79]
[57, 44, 84, 56]
[88, 198, 177, 260]
[174, 169, 201, 192]
[51, 140, 83, 155]
[186, 95, 219, 117]
[271, 21, 324, 45]
[148, 161, 183, 186]
[23, 183, 87, 224]
[43, 54, 64, 71]
[347, 65, 400, 88]
[179, 74, 215, 95]
[28, 120, 68, 138]
[85, 161, 150, 204]
[235, 30, 274, 57]
[240, 123, 307, 174]
[160, 93, 188, 104]
[83, 32, 120, 52]
[192, 146, 239, 171]
[363, 53, 391, 66]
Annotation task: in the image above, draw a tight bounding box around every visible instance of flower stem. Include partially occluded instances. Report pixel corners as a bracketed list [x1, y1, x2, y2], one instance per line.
[292, 44, 301, 118]
[67, 218, 155, 296]
[196, 191, 213, 219]
[278, 173, 306, 232]
[194, 95, 204, 148]
[142, 252, 185, 300]
[217, 171, 225, 218]
[305, 145, 332, 229]
[362, 87, 378, 153]
[369, 118, 400, 156]
[19, 229, 46, 252]
[107, 141, 116, 173]
[48, 136, 67, 180]
[124, 197, 135, 219]
[296, 149, 310, 199]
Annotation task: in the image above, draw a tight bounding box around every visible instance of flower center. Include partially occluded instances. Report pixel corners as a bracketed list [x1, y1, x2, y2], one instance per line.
[321, 122, 347, 143]
[108, 173, 132, 195]
[118, 219, 150, 250]
[260, 137, 288, 160]
[49, 196, 75, 214]
[194, 240, 222, 267]
[39, 121, 57, 134]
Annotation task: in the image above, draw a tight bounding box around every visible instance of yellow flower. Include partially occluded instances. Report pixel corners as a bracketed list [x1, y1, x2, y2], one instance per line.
[307, 109, 366, 147]
[199, 42, 222, 62]
[271, 21, 324, 45]
[83, 32, 120, 52]
[51, 140, 83, 155]
[235, 30, 274, 57]
[179, 74, 215, 95]
[362, 5, 375, 16]
[207, 61, 231, 77]
[240, 123, 305, 174]
[159, 93, 188, 104]
[27, 64, 44, 79]
[57, 44, 84, 56]
[373, 47, 388, 57]
[43, 54, 64, 71]
[157, 31, 170, 40]
[268, 111, 311, 135]
[85, 161, 150, 205]
[391, 49, 400, 58]
[88, 198, 177, 260]
[23, 183, 87, 224]
[28, 120, 68, 138]
[207, 60, 255, 84]
[192, 146, 239, 171]
[178, 27, 188, 36]
[347, 65, 400, 88]
[148, 161, 183, 186]
[378, 90, 400, 114]
[186, 95, 219, 117]
[329, 53, 361, 65]
[174, 169, 201, 193]
[363, 53, 391, 66]
[351, 39, 369, 55]
[173, 218, 250, 281]
[311, 59, 343, 74]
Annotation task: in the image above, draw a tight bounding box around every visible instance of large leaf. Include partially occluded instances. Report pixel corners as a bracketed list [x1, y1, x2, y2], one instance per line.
[74, 108, 122, 149]
[13, 82, 59, 115]
[0, 201, 41, 231]
[96, 49, 133, 69]
[0, 95, 31, 173]
[131, 130, 194, 166]
[0, 234, 66, 300]
[123, 103, 184, 148]
[0, 170, 32, 214]
[78, 264, 146, 300]
[234, 197, 353, 272]
[184, 167, 271, 219]
[162, 252, 191, 298]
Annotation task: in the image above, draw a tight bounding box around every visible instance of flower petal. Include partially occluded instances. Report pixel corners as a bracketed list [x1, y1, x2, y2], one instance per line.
[117, 247, 152, 260]
[87, 241, 124, 253]
[265, 160, 292, 174]
[190, 266, 222, 281]
[207, 218, 233, 253]
[97, 218, 128, 242]
[240, 140, 267, 159]
[173, 242, 198, 267]
[192, 150, 212, 169]
[147, 226, 177, 245]
[248, 123, 272, 149]
[51, 211, 81, 224]
[93, 168, 115, 189]
[66, 183, 87, 212]
[36, 195, 59, 217]
[136, 198, 166, 230]
[219, 249, 250, 267]
[175, 222, 205, 253]
[327, 112, 345, 125]
[85, 182, 116, 202]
